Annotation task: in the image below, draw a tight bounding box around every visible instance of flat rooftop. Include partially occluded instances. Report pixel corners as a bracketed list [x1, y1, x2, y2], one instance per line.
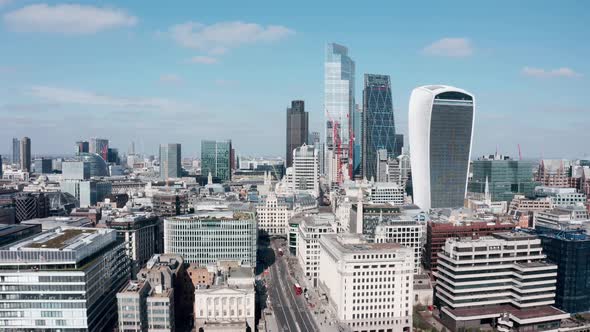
[444, 304, 567, 321]
[0, 224, 40, 237]
[493, 232, 538, 241]
[323, 234, 402, 254]
[167, 210, 253, 221]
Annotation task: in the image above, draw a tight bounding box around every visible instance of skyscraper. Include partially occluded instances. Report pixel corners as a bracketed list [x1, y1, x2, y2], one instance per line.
[324, 43, 355, 184]
[286, 100, 309, 167]
[159, 143, 182, 179]
[362, 74, 396, 181]
[19, 137, 31, 172]
[409, 85, 475, 210]
[76, 140, 89, 155]
[394, 133, 404, 157]
[11, 138, 19, 165]
[201, 140, 232, 182]
[292, 144, 320, 196]
[351, 104, 362, 178]
[89, 138, 109, 161]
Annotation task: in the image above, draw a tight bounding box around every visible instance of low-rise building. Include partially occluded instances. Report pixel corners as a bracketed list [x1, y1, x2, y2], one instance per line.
[256, 191, 293, 236]
[369, 182, 404, 205]
[318, 234, 414, 332]
[194, 265, 255, 331]
[152, 192, 188, 217]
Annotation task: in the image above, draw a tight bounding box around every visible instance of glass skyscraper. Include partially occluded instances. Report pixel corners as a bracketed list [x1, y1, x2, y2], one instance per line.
[362, 74, 396, 181]
[201, 140, 232, 182]
[159, 143, 182, 179]
[409, 85, 475, 210]
[89, 138, 109, 162]
[286, 100, 308, 167]
[324, 43, 355, 183]
[11, 138, 19, 165]
[468, 157, 537, 202]
[19, 137, 31, 172]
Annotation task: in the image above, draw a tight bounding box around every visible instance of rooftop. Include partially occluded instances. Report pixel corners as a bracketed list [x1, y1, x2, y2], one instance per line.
[444, 304, 567, 321]
[25, 228, 97, 249]
[166, 210, 254, 221]
[0, 224, 40, 237]
[322, 234, 403, 254]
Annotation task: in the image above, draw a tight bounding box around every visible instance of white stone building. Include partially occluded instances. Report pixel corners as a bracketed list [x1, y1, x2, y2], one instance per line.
[296, 213, 336, 287]
[369, 182, 404, 205]
[255, 192, 293, 236]
[318, 234, 414, 332]
[292, 144, 320, 197]
[374, 217, 426, 273]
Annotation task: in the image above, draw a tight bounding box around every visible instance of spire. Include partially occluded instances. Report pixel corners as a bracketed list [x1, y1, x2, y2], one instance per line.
[484, 176, 491, 202]
[207, 171, 213, 186]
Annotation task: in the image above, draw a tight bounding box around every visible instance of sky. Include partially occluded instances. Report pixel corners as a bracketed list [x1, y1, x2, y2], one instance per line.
[0, 0, 588, 159]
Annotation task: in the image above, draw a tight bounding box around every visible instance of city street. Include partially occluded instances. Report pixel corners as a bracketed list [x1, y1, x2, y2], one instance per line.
[266, 240, 318, 332]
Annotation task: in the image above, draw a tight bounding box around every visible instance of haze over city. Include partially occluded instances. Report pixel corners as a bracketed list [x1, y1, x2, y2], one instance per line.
[1, 0, 588, 158]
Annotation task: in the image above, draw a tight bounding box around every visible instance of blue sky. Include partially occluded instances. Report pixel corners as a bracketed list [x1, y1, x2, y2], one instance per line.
[0, 0, 588, 159]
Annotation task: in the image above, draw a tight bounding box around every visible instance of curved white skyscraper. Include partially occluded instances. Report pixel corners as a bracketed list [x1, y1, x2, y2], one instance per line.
[408, 85, 475, 210]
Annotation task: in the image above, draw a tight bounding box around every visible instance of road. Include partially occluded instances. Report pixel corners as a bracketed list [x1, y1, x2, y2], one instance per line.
[266, 241, 319, 332]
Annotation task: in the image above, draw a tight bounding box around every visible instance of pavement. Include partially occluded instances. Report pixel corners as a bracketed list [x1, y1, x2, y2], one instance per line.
[265, 239, 319, 332]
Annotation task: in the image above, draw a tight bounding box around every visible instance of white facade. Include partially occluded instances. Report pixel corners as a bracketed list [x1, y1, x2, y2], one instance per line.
[292, 144, 320, 197]
[318, 234, 414, 332]
[369, 182, 404, 205]
[194, 267, 255, 331]
[164, 211, 257, 266]
[296, 213, 336, 287]
[374, 218, 426, 273]
[256, 192, 293, 236]
[408, 85, 475, 210]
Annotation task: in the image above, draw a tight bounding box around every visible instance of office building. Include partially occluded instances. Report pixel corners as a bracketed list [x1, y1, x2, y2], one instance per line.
[0, 154, 2, 178]
[436, 232, 569, 331]
[362, 74, 397, 181]
[256, 192, 293, 236]
[325, 43, 355, 184]
[409, 85, 475, 209]
[351, 104, 363, 178]
[369, 182, 404, 205]
[0, 205, 15, 225]
[194, 265, 255, 331]
[425, 220, 515, 273]
[292, 144, 320, 196]
[62, 161, 91, 180]
[201, 140, 232, 182]
[468, 155, 537, 202]
[375, 217, 426, 273]
[105, 213, 162, 274]
[286, 100, 309, 167]
[13, 192, 50, 222]
[0, 227, 130, 331]
[69, 152, 109, 177]
[297, 213, 336, 286]
[159, 143, 182, 179]
[318, 234, 414, 332]
[89, 138, 109, 161]
[534, 206, 589, 230]
[33, 157, 53, 174]
[537, 229, 590, 313]
[0, 223, 42, 246]
[152, 192, 188, 217]
[60, 179, 112, 207]
[19, 136, 31, 172]
[75, 140, 89, 154]
[394, 134, 404, 157]
[11, 137, 19, 165]
[535, 159, 573, 188]
[534, 186, 587, 206]
[164, 210, 257, 266]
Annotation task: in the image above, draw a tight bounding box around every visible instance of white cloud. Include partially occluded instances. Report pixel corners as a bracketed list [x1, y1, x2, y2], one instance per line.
[159, 74, 183, 84]
[29, 86, 186, 111]
[0, 0, 12, 8]
[522, 66, 582, 78]
[189, 56, 219, 64]
[169, 21, 294, 53]
[3, 4, 137, 35]
[423, 38, 473, 57]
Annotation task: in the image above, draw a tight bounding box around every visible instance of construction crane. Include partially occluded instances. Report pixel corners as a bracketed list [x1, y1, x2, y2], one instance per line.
[326, 110, 343, 185]
[518, 144, 522, 161]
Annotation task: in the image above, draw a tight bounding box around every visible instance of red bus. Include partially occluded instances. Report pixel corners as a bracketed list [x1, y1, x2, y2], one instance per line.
[294, 283, 303, 295]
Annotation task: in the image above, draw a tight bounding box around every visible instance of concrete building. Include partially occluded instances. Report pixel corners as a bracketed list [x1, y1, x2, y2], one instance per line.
[33, 157, 53, 174]
[374, 217, 427, 273]
[318, 234, 414, 332]
[534, 206, 589, 230]
[534, 186, 587, 206]
[13, 192, 50, 222]
[508, 195, 553, 228]
[436, 232, 569, 332]
[535, 159, 573, 188]
[296, 213, 336, 286]
[19, 136, 31, 172]
[292, 144, 320, 196]
[0, 227, 130, 331]
[413, 274, 434, 307]
[286, 100, 309, 167]
[60, 179, 112, 207]
[164, 210, 257, 266]
[425, 220, 515, 273]
[369, 182, 404, 205]
[256, 191, 293, 236]
[62, 161, 91, 180]
[152, 192, 188, 217]
[409, 86, 475, 210]
[159, 143, 182, 179]
[194, 265, 255, 331]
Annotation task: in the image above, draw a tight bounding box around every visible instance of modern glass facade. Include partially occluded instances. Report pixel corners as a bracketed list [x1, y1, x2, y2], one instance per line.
[351, 104, 362, 177]
[201, 140, 232, 182]
[286, 100, 308, 167]
[89, 138, 109, 161]
[429, 94, 473, 208]
[19, 137, 31, 172]
[11, 138, 19, 165]
[362, 74, 396, 181]
[468, 159, 537, 201]
[324, 43, 355, 182]
[72, 153, 109, 177]
[159, 143, 182, 179]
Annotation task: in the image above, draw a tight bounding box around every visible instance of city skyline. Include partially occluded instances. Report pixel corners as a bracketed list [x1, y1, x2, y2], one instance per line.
[1, 1, 588, 158]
